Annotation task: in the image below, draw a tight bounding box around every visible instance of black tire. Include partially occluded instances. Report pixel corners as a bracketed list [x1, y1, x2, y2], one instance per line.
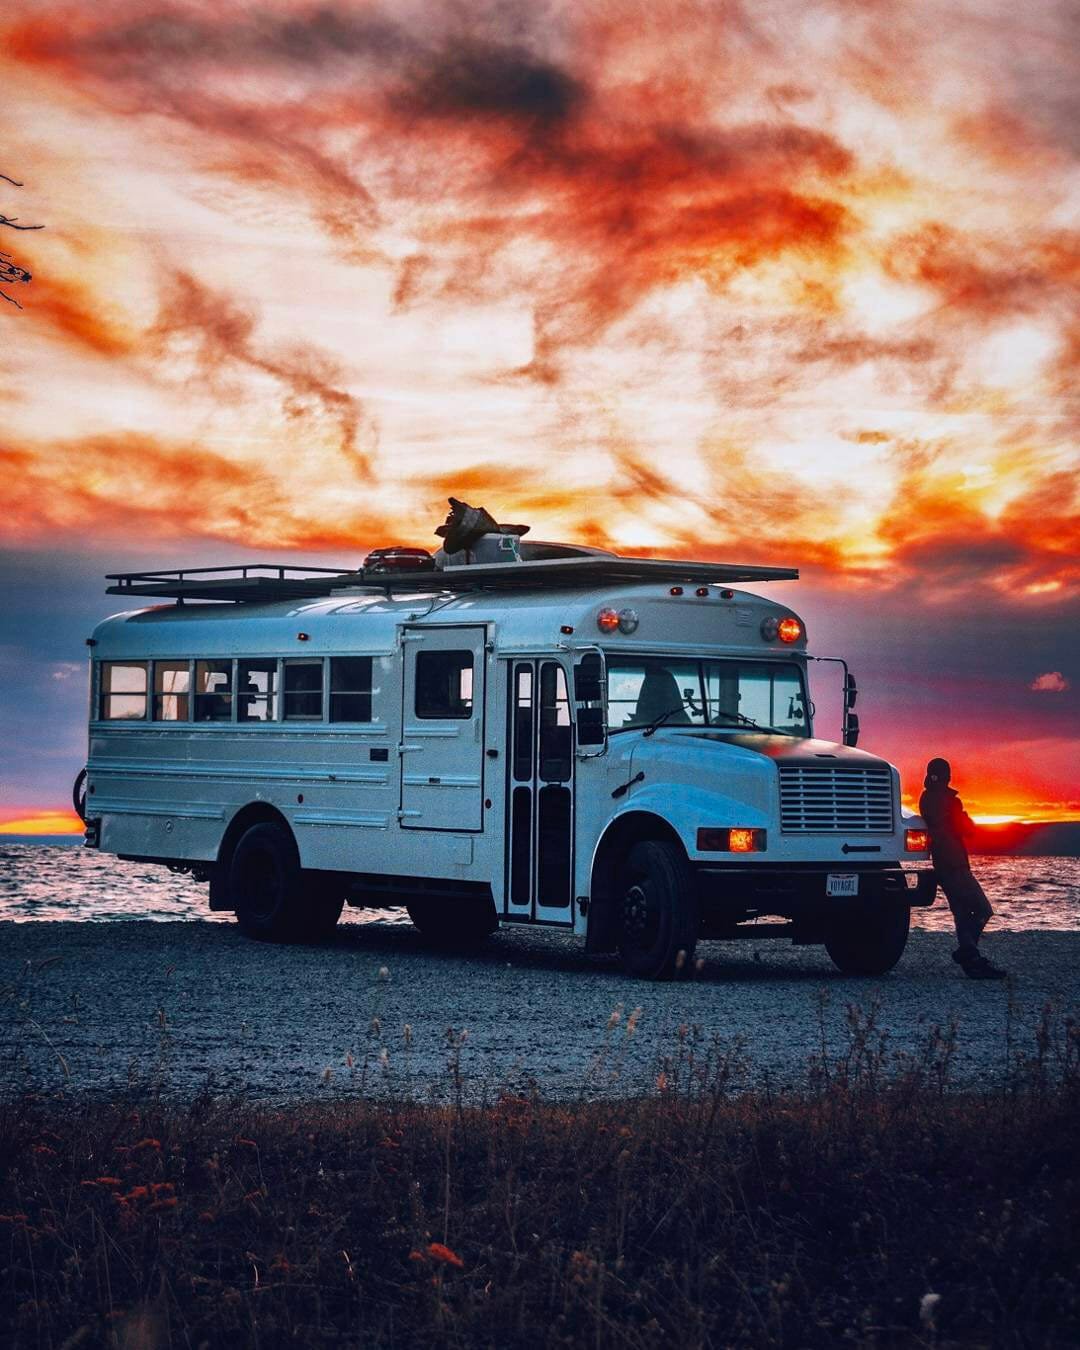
[406, 895, 498, 948]
[824, 901, 911, 975]
[230, 822, 341, 942]
[617, 839, 699, 980]
[72, 768, 88, 824]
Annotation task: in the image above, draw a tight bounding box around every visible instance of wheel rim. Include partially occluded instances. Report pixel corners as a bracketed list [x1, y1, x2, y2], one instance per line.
[239, 845, 281, 922]
[623, 880, 660, 950]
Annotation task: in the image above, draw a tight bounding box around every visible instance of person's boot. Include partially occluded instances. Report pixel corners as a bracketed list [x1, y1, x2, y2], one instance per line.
[963, 954, 1007, 980]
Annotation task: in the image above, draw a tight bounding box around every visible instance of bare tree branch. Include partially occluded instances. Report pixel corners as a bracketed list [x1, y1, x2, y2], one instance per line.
[1, 175, 42, 309]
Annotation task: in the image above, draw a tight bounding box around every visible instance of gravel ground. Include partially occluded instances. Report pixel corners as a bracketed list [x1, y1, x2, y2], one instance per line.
[2, 921, 1077, 1103]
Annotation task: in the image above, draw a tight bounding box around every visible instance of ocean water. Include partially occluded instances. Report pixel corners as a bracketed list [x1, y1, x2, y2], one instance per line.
[1, 844, 1077, 930]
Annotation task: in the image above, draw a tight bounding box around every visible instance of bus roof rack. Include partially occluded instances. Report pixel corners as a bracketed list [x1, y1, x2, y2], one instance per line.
[105, 556, 798, 603]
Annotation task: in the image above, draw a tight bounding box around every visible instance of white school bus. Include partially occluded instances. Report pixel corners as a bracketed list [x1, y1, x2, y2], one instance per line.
[76, 504, 935, 979]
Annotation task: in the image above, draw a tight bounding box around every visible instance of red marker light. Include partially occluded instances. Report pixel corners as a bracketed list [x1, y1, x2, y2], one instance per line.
[560, 624, 574, 635]
[695, 587, 709, 597]
[669, 586, 684, 596]
[597, 608, 620, 633]
[777, 617, 802, 643]
[905, 829, 930, 852]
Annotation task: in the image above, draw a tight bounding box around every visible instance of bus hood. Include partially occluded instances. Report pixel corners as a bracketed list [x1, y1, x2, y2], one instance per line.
[669, 732, 890, 768]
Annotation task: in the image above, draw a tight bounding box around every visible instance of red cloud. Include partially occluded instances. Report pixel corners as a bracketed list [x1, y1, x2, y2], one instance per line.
[1030, 672, 1069, 693]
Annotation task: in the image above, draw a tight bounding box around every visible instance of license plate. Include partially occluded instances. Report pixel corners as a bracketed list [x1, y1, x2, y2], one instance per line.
[826, 873, 859, 897]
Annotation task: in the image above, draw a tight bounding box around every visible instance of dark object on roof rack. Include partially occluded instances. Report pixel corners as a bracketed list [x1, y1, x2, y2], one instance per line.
[435, 497, 529, 554]
[363, 547, 435, 574]
[105, 555, 798, 603]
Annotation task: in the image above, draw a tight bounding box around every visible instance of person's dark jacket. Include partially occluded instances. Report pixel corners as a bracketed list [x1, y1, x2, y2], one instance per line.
[919, 783, 976, 870]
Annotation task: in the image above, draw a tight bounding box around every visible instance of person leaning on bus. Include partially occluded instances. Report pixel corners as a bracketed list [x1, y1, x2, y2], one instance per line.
[919, 758, 1007, 980]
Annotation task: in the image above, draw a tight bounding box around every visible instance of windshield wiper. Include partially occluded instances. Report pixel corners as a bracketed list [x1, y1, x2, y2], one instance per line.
[712, 708, 784, 735]
[642, 703, 690, 737]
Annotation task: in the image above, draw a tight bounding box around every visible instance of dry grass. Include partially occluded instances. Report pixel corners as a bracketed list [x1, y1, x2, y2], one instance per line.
[0, 1005, 1078, 1348]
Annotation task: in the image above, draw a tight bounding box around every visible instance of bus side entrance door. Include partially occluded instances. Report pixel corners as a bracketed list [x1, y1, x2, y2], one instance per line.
[504, 659, 575, 926]
[400, 626, 486, 831]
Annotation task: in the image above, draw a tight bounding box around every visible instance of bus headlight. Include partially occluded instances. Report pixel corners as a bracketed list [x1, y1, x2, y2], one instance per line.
[697, 827, 767, 853]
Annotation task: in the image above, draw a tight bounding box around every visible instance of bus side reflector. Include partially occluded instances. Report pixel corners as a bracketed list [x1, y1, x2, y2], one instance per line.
[905, 829, 930, 852]
[697, 827, 766, 853]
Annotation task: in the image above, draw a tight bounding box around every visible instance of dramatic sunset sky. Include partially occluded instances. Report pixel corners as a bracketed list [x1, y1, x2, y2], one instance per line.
[1, 0, 1077, 833]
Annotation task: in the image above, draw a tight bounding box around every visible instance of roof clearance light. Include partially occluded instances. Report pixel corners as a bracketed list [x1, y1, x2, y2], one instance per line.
[696, 587, 709, 597]
[670, 586, 684, 596]
[777, 617, 803, 643]
[905, 829, 930, 852]
[597, 607, 620, 633]
[760, 616, 779, 641]
[617, 608, 639, 634]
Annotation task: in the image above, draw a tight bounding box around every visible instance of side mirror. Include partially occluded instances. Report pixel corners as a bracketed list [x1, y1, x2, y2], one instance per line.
[573, 651, 607, 755]
[577, 704, 605, 746]
[843, 712, 860, 747]
[574, 652, 604, 704]
[844, 673, 858, 709]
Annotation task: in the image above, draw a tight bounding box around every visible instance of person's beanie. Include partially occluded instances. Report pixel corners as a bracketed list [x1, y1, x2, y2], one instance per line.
[925, 757, 951, 787]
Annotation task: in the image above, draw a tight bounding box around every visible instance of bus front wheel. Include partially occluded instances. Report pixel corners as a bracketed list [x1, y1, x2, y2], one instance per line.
[230, 822, 342, 942]
[824, 901, 910, 976]
[617, 840, 699, 980]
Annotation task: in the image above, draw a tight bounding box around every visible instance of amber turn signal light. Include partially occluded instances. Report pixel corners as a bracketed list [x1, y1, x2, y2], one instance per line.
[697, 827, 766, 853]
[905, 829, 930, 852]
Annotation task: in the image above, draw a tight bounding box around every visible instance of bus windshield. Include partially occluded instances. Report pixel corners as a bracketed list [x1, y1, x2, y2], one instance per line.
[607, 657, 809, 737]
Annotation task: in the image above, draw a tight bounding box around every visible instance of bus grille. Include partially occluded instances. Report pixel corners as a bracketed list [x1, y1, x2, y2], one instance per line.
[778, 765, 894, 833]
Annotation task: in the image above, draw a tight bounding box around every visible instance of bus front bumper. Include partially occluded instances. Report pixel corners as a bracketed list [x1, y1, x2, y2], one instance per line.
[694, 863, 937, 935]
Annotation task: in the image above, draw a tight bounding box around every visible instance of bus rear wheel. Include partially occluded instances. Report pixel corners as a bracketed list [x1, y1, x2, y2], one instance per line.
[230, 822, 342, 942]
[406, 895, 497, 948]
[824, 901, 910, 976]
[617, 839, 699, 980]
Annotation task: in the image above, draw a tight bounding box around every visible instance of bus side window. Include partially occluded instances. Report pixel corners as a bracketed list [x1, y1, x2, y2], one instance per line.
[238, 660, 277, 722]
[283, 660, 324, 720]
[330, 657, 373, 722]
[153, 661, 190, 721]
[416, 651, 473, 719]
[100, 661, 148, 720]
[195, 662, 233, 721]
[513, 664, 534, 780]
[538, 663, 571, 782]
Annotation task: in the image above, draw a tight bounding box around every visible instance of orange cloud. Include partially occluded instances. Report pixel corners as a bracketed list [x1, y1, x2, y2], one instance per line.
[25, 271, 137, 358]
[150, 269, 375, 476]
[0, 433, 385, 550]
